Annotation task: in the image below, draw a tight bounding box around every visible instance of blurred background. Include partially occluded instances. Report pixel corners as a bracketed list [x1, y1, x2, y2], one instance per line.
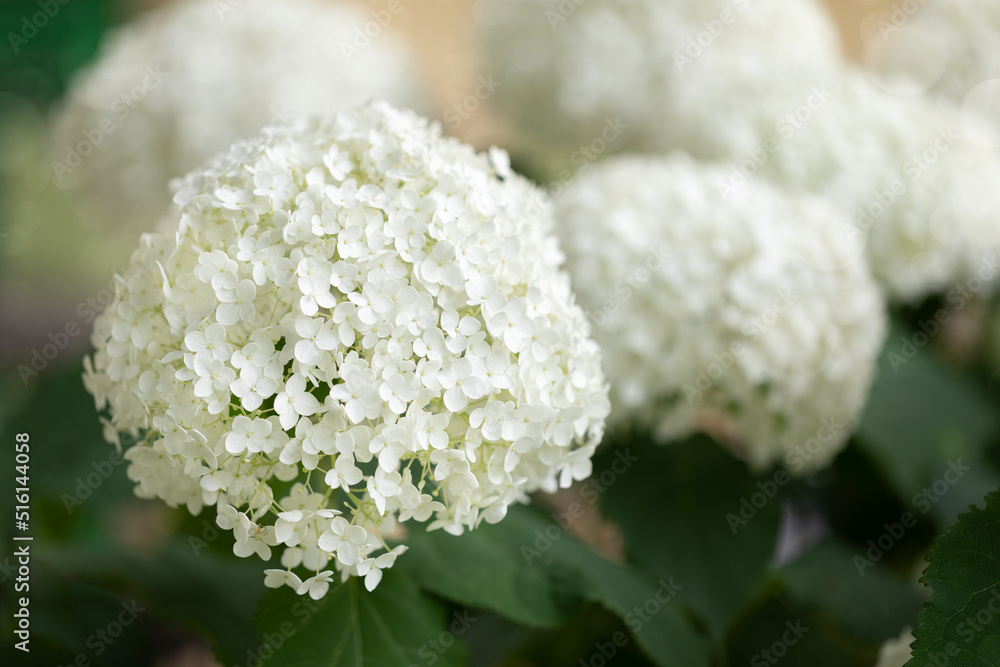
[0, 0, 896, 366]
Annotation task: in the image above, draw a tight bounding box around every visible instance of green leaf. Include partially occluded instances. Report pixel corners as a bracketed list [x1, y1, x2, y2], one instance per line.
[597, 435, 782, 638]
[540, 520, 714, 667]
[777, 540, 925, 643]
[725, 593, 876, 666]
[908, 489, 1000, 667]
[37, 541, 265, 667]
[402, 514, 578, 628]
[254, 570, 467, 667]
[857, 321, 1000, 524]
[404, 504, 712, 666]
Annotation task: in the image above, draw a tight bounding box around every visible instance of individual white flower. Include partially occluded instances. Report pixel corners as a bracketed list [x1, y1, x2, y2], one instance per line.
[296, 571, 337, 600]
[874, 627, 913, 667]
[478, 0, 841, 170]
[225, 416, 272, 455]
[50, 0, 427, 237]
[357, 545, 408, 592]
[317, 517, 370, 567]
[274, 375, 322, 431]
[84, 101, 609, 596]
[555, 155, 886, 473]
[263, 569, 303, 592]
[234, 514, 277, 560]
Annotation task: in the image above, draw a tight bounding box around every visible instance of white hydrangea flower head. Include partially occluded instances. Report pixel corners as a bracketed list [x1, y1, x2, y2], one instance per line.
[51, 0, 427, 237]
[478, 0, 841, 169]
[757, 72, 1000, 302]
[874, 627, 913, 667]
[554, 154, 886, 474]
[864, 0, 1000, 152]
[83, 101, 609, 595]
[863, 0, 999, 102]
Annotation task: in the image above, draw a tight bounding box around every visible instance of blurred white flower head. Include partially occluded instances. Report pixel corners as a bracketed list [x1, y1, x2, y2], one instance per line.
[51, 0, 427, 237]
[554, 154, 886, 474]
[478, 0, 842, 168]
[863, 0, 1000, 103]
[83, 101, 609, 595]
[759, 72, 1000, 302]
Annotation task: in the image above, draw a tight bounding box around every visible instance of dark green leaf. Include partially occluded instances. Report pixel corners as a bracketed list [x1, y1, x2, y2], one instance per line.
[778, 540, 925, 643]
[255, 570, 467, 667]
[908, 489, 1000, 667]
[598, 435, 782, 638]
[857, 321, 1000, 524]
[406, 502, 712, 667]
